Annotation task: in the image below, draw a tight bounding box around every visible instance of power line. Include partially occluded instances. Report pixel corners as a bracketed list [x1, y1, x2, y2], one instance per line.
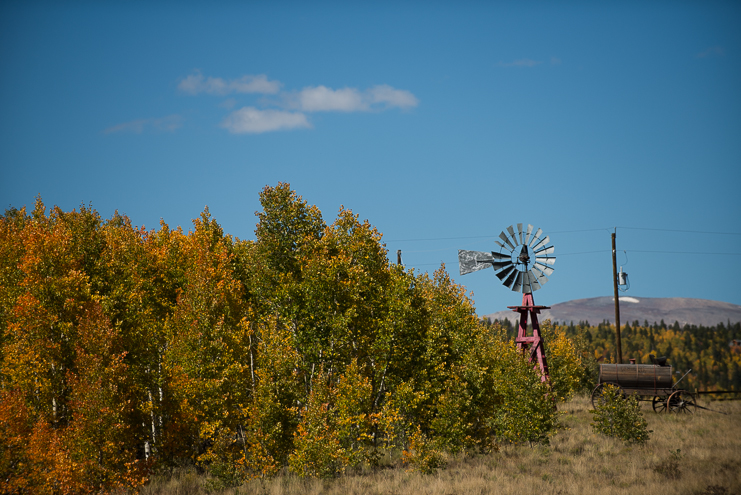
[387, 227, 741, 243]
[400, 247, 461, 254]
[628, 250, 741, 256]
[388, 235, 499, 242]
[559, 250, 609, 256]
[386, 228, 606, 242]
[618, 227, 741, 235]
[400, 249, 741, 268]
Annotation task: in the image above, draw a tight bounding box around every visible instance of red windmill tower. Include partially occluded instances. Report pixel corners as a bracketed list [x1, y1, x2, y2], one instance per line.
[458, 224, 556, 382]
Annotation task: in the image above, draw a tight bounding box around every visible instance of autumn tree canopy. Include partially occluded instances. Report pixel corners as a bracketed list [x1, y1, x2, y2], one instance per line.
[0, 185, 580, 492]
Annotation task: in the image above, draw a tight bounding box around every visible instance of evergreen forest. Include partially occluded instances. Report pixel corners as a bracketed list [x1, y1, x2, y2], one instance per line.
[494, 318, 741, 393]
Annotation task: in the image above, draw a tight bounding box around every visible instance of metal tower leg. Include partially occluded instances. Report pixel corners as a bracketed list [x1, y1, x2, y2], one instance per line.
[509, 293, 550, 383]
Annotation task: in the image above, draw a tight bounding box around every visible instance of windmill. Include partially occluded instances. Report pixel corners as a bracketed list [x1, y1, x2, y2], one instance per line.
[458, 223, 556, 382]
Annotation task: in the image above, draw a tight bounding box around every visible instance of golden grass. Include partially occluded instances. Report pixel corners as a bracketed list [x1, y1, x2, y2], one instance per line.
[141, 396, 740, 495]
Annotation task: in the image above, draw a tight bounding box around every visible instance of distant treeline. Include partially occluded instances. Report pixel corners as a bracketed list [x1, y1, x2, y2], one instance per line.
[493, 318, 741, 392]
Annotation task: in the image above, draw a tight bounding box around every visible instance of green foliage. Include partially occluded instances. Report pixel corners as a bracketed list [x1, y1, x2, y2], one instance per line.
[591, 385, 651, 445]
[541, 321, 587, 402]
[401, 426, 447, 474]
[205, 460, 245, 492]
[0, 186, 571, 489]
[463, 325, 558, 447]
[288, 369, 346, 478]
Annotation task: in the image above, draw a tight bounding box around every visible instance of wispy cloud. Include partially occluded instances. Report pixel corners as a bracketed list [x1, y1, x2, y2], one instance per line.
[298, 86, 365, 112]
[498, 59, 542, 68]
[220, 107, 311, 134]
[292, 84, 419, 112]
[179, 71, 281, 95]
[104, 114, 183, 134]
[176, 72, 418, 134]
[550, 57, 562, 66]
[368, 84, 419, 109]
[696, 46, 724, 58]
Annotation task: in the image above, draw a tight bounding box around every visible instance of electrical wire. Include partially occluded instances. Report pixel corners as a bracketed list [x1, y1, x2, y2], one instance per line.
[389, 227, 741, 270]
[387, 226, 741, 243]
[628, 250, 741, 255]
[386, 228, 607, 242]
[617, 227, 741, 236]
[400, 248, 741, 269]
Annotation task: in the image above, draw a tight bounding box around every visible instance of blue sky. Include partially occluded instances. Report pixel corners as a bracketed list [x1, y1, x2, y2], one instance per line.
[2, 1, 740, 316]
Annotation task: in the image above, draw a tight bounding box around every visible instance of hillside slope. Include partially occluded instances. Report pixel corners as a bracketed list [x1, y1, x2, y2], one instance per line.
[483, 296, 741, 327]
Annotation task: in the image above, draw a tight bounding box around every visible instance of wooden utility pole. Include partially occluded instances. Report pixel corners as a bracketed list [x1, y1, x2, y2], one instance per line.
[611, 231, 623, 364]
[397, 249, 402, 265]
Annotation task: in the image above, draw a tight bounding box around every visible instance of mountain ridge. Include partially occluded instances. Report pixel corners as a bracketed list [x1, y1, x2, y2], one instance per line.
[482, 296, 741, 327]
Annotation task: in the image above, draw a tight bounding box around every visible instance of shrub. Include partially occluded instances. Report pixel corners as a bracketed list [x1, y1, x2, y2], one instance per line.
[590, 385, 651, 445]
[401, 426, 447, 474]
[541, 321, 587, 402]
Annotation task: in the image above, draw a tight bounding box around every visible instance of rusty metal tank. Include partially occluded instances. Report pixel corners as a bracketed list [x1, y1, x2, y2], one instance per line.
[598, 364, 673, 393]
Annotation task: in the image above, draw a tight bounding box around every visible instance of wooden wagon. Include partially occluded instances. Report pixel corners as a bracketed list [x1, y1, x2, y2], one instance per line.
[591, 358, 696, 413]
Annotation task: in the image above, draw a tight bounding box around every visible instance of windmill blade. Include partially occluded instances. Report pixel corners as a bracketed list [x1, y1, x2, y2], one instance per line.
[506, 225, 520, 246]
[494, 240, 504, 249]
[521, 270, 532, 293]
[525, 224, 534, 245]
[503, 269, 518, 288]
[491, 261, 514, 271]
[535, 255, 556, 265]
[528, 270, 542, 291]
[531, 267, 549, 287]
[534, 245, 555, 255]
[534, 261, 554, 275]
[512, 271, 523, 292]
[496, 265, 516, 281]
[517, 223, 524, 245]
[498, 232, 515, 251]
[531, 265, 549, 281]
[529, 228, 543, 247]
[458, 250, 496, 275]
[532, 235, 550, 252]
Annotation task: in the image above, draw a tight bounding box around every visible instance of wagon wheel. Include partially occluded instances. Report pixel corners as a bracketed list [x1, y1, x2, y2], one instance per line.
[666, 390, 696, 414]
[591, 383, 625, 409]
[652, 396, 668, 413]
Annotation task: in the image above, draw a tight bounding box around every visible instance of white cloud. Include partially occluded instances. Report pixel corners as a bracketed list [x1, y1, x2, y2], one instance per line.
[220, 107, 311, 134]
[179, 71, 281, 95]
[174, 73, 417, 133]
[368, 84, 419, 109]
[298, 86, 366, 112]
[550, 57, 562, 66]
[498, 59, 542, 67]
[294, 85, 419, 112]
[104, 114, 183, 134]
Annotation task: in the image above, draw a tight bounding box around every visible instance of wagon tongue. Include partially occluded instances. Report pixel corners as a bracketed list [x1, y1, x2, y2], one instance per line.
[693, 403, 729, 415]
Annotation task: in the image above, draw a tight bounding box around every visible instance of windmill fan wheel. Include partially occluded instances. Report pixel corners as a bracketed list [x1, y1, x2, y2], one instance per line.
[458, 223, 556, 293]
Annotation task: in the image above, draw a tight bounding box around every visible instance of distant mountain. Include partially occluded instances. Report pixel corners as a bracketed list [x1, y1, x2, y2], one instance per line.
[483, 296, 741, 328]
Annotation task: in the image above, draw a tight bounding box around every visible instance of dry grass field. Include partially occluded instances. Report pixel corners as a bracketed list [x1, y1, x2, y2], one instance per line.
[141, 396, 740, 495]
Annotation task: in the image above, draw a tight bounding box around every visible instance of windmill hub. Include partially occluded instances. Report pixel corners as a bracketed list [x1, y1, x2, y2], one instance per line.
[517, 245, 531, 266]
